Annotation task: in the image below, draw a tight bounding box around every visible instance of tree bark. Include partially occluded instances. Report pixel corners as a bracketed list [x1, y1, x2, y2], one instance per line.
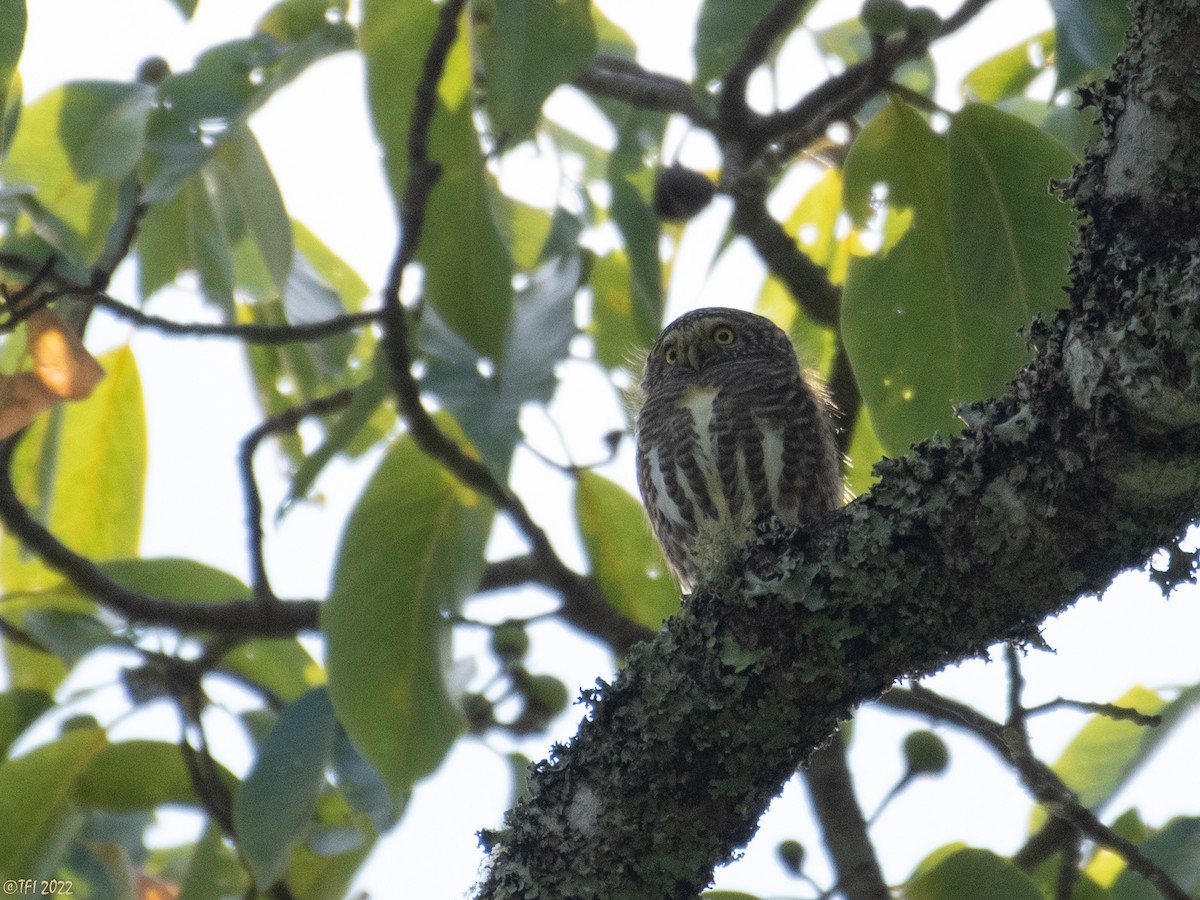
[476, 1, 1200, 896]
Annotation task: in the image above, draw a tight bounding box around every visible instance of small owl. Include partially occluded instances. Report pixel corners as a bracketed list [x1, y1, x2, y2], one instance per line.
[635, 308, 841, 592]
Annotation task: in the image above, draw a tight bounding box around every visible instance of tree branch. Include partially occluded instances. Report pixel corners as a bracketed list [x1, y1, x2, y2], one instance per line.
[0, 434, 320, 635]
[803, 730, 890, 900]
[375, 0, 651, 657]
[476, 1, 1200, 891]
[239, 389, 356, 604]
[575, 56, 715, 128]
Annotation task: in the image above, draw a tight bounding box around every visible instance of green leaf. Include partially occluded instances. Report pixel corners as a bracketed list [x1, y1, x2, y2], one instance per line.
[222, 638, 325, 703]
[844, 407, 886, 497]
[841, 101, 1075, 454]
[177, 821, 249, 900]
[576, 470, 679, 629]
[323, 425, 492, 797]
[421, 255, 581, 472]
[1, 348, 146, 592]
[287, 369, 391, 506]
[589, 250, 652, 370]
[962, 30, 1055, 103]
[292, 219, 370, 310]
[904, 846, 1042, 900]
[1050, 0, 1130, 92]
[141, 22, 354, 202]
[0, 0, 26, 152]
[1030, 684, 1194, 831]
[20, 609, 129, 663]
[258, 0, 349, 43]
[1, 82, 153, 265]
[0, 727, 107, 879]
[361, 0, 513, 360]
[75, 740, 228, 811]
[475, 0, 596, 141]
[166, 0, 199, 17]
[1110, 817, 1200, 900]
[694, 0, 802, 95]
[234, 687, 338, 888]
[0, 689, 52, 759]
[100, 557, 252, 601]
[215, 128, 292, 293]
[608, 108, 666, 342]
[332, 727, 399, 831]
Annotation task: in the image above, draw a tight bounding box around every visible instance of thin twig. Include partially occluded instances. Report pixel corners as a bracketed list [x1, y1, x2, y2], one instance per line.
[747, 0, 999, 156]
[881, 684, 1191, 900]
[238, 389, 356, 605]
[0, 433, 320, 635]
[376, 0, 653, 656]
[717, 0, 809, 134]
[576, 57, 715, 128]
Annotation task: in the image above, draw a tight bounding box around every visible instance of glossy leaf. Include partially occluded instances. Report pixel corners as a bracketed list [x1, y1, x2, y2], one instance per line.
[0, 689, 52, 759]
[292, 219, 370, 310]
[234, 687, 338, 888]
[177, 821, 249, 900]
[36, 355, 148, 561]
[100, 556, 251, 601]
[841, 100, 1075, 453]
[1050, 0, 1130, 92]
[0, 727, 107, 879]
[0, 0, 25, 151]
[607, 108, 666, 344]
[475, 0, 597, 140]
[1, 348, 146, 594]
[590, 251, 649, 370]
[323, 425, 492, 797]
[905, 846, 1041, 900]
[421, 255, 581, 471]
[332, 727, 399, 832]
[576, 470, 679, 629]
[361, 0, 513, 360]
[258, 0, 349, 43]
[287, 367, 391, 506]
[215, 128, 292, 293]
[75, 740, 230, 811]
[222, 638, 325, 703]
[1110, 817, 1200, 900]
[962, 30, 1055, 103]
[2, 82, 152, 265]
[140, 22, 355, 202]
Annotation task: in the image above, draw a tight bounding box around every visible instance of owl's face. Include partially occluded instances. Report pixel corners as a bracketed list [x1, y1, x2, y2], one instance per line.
[641, 307, 796, 392]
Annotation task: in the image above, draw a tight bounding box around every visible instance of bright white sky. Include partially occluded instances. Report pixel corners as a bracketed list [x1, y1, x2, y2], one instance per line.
[12, 0, 1200, 897]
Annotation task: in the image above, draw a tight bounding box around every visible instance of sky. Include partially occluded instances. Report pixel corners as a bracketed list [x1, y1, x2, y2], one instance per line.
[10, 0, 1200, 897]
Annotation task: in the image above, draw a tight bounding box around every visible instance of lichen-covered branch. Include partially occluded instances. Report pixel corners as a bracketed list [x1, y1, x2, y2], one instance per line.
[476, 1, 1200, 895]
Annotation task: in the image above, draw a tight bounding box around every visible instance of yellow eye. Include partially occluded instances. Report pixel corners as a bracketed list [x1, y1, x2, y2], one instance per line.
[664, 346, 680, 365]
[713, 326, 735, 345]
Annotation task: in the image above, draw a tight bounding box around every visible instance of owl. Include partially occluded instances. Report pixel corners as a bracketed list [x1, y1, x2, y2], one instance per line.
[635, 308, 841, 592]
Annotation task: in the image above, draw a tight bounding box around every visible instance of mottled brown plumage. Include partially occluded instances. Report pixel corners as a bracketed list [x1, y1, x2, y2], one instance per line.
[635, 308, 841, 591]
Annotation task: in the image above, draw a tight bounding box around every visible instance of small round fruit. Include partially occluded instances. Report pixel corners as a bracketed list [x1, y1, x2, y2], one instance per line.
[903, 729, 950, 776]
[861, 0, 909, 36]
[653, 164, 717, 221]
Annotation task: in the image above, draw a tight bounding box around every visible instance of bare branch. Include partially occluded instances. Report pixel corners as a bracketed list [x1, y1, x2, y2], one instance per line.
[0, 434, 320, 636]
[576, 56, 715, 128]
[239, 389, 356, 605]
[375, 0, 652, 657]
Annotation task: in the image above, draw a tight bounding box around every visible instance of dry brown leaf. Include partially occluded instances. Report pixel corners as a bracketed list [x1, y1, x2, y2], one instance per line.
[0, 371, 60, 439]
[26, 308, 106, 400]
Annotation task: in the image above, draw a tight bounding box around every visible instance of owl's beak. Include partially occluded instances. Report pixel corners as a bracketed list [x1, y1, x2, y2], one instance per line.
[685, 343, 705, 372]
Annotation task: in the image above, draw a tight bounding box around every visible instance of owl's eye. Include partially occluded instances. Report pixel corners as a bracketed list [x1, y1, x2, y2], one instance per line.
[712, 326, 735, 345]
[664, 346, 680, 365]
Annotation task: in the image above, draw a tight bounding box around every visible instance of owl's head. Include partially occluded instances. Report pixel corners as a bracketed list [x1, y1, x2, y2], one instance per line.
[641, 307, 797, 387]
